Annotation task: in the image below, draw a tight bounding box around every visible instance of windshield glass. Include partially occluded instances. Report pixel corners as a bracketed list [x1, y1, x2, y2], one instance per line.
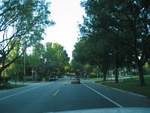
[0, 0, 150, 113]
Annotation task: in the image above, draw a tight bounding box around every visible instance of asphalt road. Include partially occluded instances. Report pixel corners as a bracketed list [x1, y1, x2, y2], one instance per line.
[0, 77, 150, 113]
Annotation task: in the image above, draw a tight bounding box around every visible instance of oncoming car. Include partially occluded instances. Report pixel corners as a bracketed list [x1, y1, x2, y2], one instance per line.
[71, 76, 80, 84]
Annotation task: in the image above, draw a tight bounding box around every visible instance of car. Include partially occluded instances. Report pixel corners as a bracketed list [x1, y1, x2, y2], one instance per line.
[71, 76, 80, 84]
[56, 76, 58, 80]
[49, 75, 57, 81]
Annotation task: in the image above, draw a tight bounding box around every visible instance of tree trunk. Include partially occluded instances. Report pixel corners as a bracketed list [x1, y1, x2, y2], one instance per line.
[0, 71, 2, 84]
[103, 71, 107, 81]
[137, 66, 146, 86]
[115, 67, 119, 83]
[115, 55, 119, 83]
[102, 65, 109, 81]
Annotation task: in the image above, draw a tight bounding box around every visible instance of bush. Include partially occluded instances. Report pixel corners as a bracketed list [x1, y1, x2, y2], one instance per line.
[143, 67, 150, 75]
[0, 76, 10, 84]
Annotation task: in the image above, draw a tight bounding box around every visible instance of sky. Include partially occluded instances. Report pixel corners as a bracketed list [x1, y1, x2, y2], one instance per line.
[43, 0, 85, 60]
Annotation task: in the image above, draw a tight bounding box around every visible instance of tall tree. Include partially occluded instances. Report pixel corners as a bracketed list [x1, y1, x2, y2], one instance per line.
[80, 0, 150, 86]
[53, 43, 70, 75]
[73, 34, 112, 81]
[44, 42, 69, 76]
[28, 44, 45, 80]
[0, 0, 54, 81]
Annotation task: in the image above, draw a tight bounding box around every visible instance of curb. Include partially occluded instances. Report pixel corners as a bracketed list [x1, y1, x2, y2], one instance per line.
[110, 86, 146, 98]
[94, 81, 147, 98]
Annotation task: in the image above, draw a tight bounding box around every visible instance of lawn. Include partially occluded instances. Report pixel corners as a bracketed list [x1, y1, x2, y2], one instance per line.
[0, 83, 24, 90]
[97, 75, 150, 98]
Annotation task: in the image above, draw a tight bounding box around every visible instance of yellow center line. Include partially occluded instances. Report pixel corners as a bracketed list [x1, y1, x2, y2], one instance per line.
[53, 90, 60, 96]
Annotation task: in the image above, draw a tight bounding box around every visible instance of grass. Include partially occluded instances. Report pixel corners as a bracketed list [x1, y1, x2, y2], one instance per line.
[0, 83, 24, 90]
[96, 75, 150, 98]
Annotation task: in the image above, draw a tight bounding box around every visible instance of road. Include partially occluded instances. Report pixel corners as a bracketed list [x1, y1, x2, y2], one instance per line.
[0, 77, 150, 113]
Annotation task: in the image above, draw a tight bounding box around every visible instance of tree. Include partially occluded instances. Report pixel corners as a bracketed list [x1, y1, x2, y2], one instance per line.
[44, 42, 70, 77]
[71, 59, 86, 76]
[106, 0, 150, 86]
[28, 44, 45, 81]
[73, 34, 112, 81]
[80, 0, 150, 86]
[0, 0, 54, 82]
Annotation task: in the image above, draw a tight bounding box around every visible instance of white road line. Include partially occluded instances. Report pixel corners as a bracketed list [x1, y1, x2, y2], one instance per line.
[0, 83, 50, 101]
[53, 89, 60, 96]
[83, 84, 123, 108]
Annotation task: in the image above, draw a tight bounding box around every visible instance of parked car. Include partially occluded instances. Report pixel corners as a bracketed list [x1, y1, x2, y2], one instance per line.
[56, 76, 58, 80]
[71, 76, 80, 84]
[49, 76, 57, 81]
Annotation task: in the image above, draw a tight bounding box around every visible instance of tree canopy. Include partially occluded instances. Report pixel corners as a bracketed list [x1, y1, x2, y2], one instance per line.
[0, 0, 54, 79]
[6, 42, 70, 81]
[74, 0, 150, 86]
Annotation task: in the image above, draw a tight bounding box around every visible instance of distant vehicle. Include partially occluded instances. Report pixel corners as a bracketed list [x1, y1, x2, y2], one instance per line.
[56, 76, 58, 80]
[49, 76, 57, 81]
[64, 75, 68, 78]
[71, 76, 80, 84]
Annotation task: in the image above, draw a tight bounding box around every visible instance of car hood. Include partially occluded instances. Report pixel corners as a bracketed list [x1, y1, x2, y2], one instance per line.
[47, 107, 150, 113]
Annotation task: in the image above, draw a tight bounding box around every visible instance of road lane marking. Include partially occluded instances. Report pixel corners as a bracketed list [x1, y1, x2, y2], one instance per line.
[53, 89, 59, 96]
[83, 84, 123, 108]
[0, 83, 50, 101]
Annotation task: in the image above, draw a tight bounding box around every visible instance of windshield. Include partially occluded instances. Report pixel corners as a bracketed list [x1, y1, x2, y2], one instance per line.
[0, 0, 150, 113]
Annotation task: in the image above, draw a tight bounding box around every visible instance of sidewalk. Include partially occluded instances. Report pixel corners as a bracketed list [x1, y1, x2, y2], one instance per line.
[8, 81, 42, 86]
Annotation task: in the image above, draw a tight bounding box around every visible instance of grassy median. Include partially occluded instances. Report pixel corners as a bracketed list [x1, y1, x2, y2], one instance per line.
[96, 75, 150, 98]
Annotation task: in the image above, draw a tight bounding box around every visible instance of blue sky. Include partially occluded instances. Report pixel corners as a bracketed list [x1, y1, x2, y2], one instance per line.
[43, 0, 85, 60]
